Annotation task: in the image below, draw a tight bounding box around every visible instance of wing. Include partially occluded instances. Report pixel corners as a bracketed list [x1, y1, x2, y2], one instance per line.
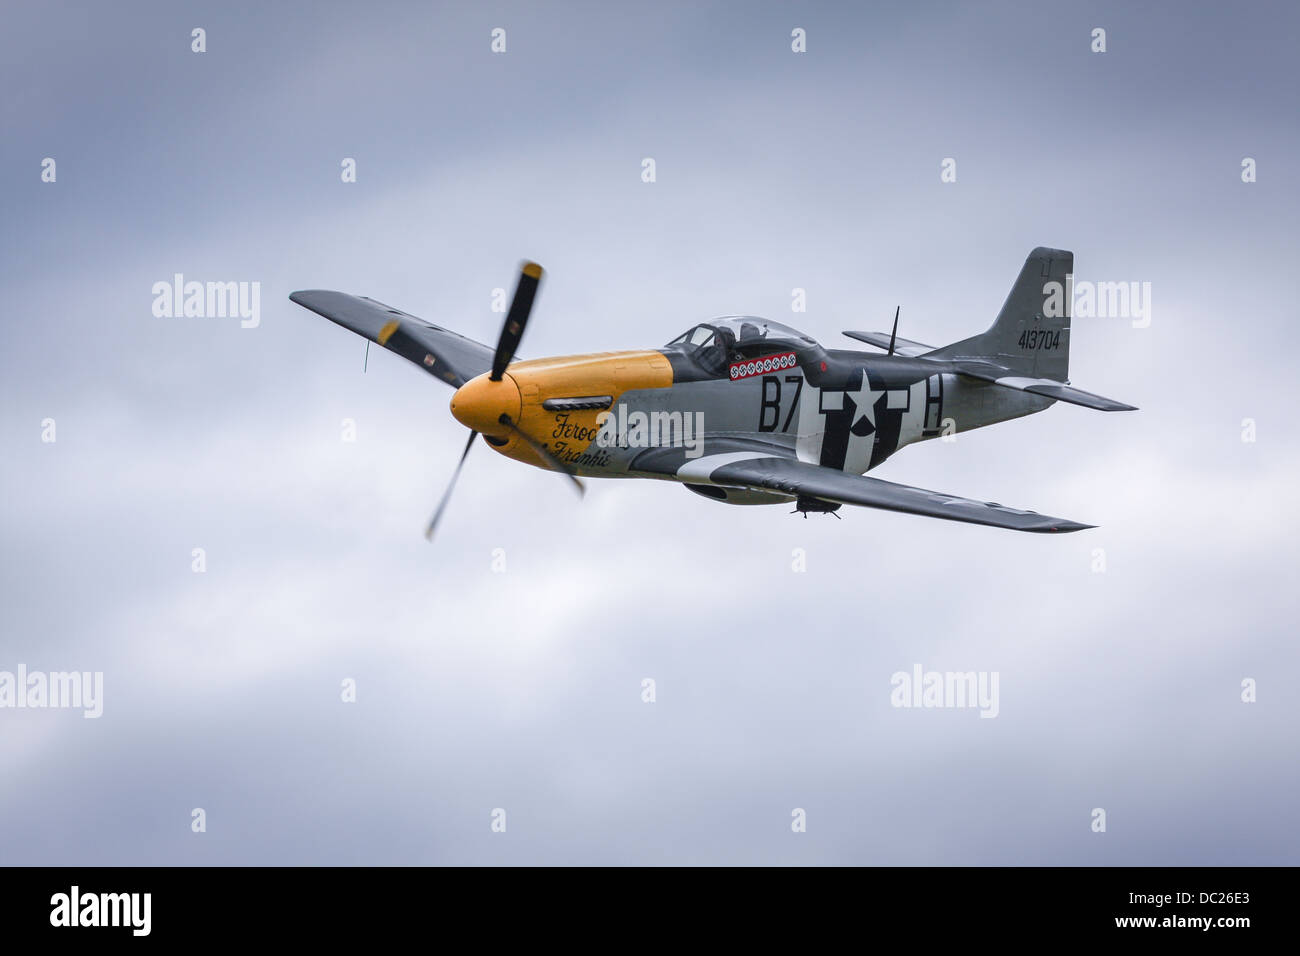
[646, 452, 1092, 533]
[948, 360, 1137, 412]
[842, 330, 935, 357]
[289, 290, 494, 388]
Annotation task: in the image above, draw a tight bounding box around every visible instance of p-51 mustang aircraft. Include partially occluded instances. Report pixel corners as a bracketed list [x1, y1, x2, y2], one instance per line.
[290, 247, 1135, 539]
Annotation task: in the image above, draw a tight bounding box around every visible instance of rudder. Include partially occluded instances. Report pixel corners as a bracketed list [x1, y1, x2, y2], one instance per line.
[929, 247, 1072, 382]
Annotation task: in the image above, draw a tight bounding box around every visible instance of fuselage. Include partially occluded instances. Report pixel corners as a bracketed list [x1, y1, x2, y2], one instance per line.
[449, 316, 1053, 498]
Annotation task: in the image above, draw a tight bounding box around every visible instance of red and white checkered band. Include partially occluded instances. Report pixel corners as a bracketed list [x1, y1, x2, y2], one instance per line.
[729, 351, 798, 380]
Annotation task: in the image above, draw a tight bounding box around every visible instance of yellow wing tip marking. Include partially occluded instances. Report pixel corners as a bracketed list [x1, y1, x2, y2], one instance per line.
[522, 262, 544, 280]
[377, 319, 400, 345]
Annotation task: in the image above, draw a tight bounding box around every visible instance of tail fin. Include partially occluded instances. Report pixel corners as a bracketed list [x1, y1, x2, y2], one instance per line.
[929, 247, 1072, 382]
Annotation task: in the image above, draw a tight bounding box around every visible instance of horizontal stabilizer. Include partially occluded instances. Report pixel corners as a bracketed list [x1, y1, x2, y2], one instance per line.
[289, 290, 493, 387]
[950, 360, 1137, 411]
[842, 330, 935, 357]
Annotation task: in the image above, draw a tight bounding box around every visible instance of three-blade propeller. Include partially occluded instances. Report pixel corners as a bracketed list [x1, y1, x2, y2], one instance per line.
[425, 261, 585, 541]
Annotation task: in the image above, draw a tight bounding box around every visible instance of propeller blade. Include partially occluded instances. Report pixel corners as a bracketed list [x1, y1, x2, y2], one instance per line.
[424, 429, 479, 541]
[887, 305, 900, 356]
[490, 261, 543, 381]
[499, 414, 586, 497]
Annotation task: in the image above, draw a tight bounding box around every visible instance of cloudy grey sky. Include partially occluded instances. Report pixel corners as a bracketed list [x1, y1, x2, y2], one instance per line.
[2, 0, 1297, 865]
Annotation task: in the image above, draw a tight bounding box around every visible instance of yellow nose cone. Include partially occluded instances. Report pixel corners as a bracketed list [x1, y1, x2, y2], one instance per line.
[450, 373, 522, 437]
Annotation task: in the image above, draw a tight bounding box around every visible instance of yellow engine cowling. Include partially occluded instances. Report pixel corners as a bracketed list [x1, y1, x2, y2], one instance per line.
[450, 350, 674, 472]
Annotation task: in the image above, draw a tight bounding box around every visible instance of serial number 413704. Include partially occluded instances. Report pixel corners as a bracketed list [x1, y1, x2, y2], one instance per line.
[1018, 329, 1062, 350]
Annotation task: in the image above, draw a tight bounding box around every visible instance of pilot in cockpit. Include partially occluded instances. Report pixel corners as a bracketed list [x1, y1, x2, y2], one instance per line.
[698, 327, 739, 372]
